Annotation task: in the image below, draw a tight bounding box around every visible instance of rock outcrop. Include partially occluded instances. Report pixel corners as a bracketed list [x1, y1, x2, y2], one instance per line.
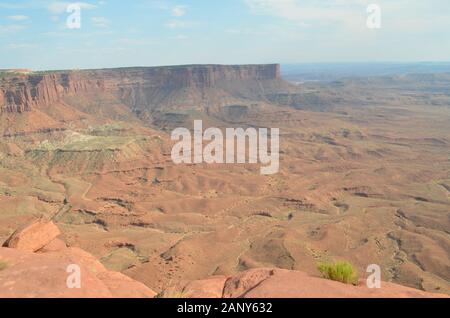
[2, 219, 61, 252]
[0, 220, 447, 298]
[0, 64, 281, 114]
[165, 268, 448, 298]
[0, 220, 156, 298]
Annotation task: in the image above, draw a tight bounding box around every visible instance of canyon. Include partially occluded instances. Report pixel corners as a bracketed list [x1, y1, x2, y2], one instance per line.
[0, 64, 449, 297]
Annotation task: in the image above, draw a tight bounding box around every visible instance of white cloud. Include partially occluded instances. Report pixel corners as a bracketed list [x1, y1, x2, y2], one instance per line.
[241, 0, 450, 62]
[0, 24, 26, 35]
[225, 27, 272, 36]
[245, 0, 450, 32]
[174, 34, 188, 40]
[165, 20, 186, 29]
[245, 0, 360, 25]
[48, 2, 97, 14]
[91, 16, 109, 28]
[171, 5, 187, 17]
[7, 15, 29, 21]
[6, 43, 37, 49]
[0, 3, 30, 9]
[118, 38, 155, 46]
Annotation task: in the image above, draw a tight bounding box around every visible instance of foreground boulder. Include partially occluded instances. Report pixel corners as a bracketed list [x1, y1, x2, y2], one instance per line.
[160, 276, 228, 298]
[1, 221, 446, 298]
[0, 220, 156, 298]
[173, 268, 448, 298]
[2, 219, 61, 252]
[0, 247, 156, 298]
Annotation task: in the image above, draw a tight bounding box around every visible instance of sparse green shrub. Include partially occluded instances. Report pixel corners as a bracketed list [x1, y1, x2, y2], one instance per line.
[0, 261, 7, 271]
[318, 261, 359, 285]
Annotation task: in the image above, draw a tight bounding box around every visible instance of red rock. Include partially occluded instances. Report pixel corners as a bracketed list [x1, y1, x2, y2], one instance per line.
[222, 268, 275, 298]
[0, 221, 156, 298]
[2, 219, 61, 252]
[171, 268, 448, 298]
[182, 276, 228, 298]
[0, 247, 156, 298]
[222, 268, 448, 298]
[0, 65, 280, 114]
[37, 238, 68, 253]
[0, 247, 110, 298]
[96, 271, 157, 298]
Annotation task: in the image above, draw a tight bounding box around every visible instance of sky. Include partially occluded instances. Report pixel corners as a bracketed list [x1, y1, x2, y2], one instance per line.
[1, 0, 450, 70]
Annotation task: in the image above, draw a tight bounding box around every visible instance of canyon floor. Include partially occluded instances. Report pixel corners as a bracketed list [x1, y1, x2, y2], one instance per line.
[0, 66, 449, 296]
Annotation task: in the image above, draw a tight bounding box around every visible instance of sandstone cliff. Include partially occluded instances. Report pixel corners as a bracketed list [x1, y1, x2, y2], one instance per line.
[0, 64, 281, 114]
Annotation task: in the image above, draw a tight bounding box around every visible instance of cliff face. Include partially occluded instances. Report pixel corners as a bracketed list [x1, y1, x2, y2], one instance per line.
[0, 73, 104, 113]
[109, 64, 280, 88]
[0, 64, 281, 114]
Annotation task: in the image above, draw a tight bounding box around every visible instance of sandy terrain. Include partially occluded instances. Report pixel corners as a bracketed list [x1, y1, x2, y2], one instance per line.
[0, 67, 448, 296]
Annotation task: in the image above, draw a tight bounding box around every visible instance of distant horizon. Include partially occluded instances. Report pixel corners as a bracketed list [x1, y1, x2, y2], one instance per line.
[1, 61, 450, 73]
[1, 1, 450, 70]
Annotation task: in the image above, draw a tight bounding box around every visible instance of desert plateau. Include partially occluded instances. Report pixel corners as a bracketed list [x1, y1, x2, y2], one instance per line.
[0, 63, 449, 298]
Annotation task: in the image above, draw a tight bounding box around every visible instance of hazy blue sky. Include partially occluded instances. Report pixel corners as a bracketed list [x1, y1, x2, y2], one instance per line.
[1, 0, 449, 70]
